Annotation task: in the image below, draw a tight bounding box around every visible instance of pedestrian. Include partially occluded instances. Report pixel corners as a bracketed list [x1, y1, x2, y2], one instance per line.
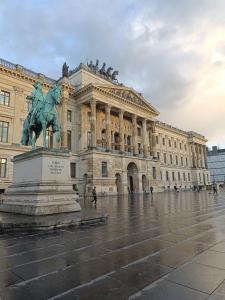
[150, 186, 153, 195]
[213, 184, 217, 195]
[91, 186, 97, 206]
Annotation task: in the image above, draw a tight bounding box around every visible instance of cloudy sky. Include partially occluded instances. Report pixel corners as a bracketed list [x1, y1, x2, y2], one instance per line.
[1, 0, 225, 148]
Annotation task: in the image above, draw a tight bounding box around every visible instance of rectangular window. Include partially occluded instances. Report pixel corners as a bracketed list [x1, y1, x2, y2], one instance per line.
[178, 172, 180, 181]
[181, 156, 183, 166]
[70, 162, 76, 178]
[157, 152, 160, 160]
[170, 154, 173, 164]
[183, 172, 186, 181]
[152, 167, 156, 180]
[162, 138, 165, 146]
[174, 141, 177, 148]
[102, 161, 108, 177]
[67, 130, 71, 150]
[67, 110, 72, 122]
[26, 99, 32, 112]
[0, 90, 10, 106]
[184, 144, 187, 151]
[47, 129, 53, 148]
[87, 131, 92, 147]
[87, 112, 91, 122]
[172, 171, 175, 181]
[188, 173, 190, 181]
[166, 171, 169, 181]
[168, 139, 171, 147]
[137, 127, 141, 136]
[186, 157, 188, 166]
[0, 158, 6, 178]
[156, 136, 159, 144]
[163, 153, 167, 163]
[138, 143, 141, 154]
[175, 155, 178, 165]
[199, 173, 201, 182]
[0, 121, 9, 143]
[180, 143, 182, 150]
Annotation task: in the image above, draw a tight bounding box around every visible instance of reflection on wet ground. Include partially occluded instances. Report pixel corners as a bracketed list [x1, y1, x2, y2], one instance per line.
[1, 191, 225, 299]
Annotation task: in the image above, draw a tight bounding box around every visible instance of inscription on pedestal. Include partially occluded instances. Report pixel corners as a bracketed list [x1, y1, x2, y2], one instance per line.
[48, 160, 65, 175]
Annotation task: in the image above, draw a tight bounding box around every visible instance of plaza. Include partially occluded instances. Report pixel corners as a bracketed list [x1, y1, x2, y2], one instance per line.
[0, 191, 224, 299]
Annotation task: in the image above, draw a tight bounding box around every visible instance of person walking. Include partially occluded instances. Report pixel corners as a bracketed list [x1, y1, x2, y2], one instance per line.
[150, 186, 153, 195]
[91, 186, 97, 206]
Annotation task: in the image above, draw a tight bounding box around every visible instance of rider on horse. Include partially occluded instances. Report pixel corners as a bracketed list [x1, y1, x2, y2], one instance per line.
[27, 82, 45, 127]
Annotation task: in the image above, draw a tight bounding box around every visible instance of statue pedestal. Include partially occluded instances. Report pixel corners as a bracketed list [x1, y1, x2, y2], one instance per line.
[0, 148, 81, 215]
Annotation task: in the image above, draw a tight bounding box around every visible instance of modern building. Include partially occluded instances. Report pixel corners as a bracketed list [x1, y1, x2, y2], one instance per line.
[207, 146, 225, 184]
[0, 58, 210, 195]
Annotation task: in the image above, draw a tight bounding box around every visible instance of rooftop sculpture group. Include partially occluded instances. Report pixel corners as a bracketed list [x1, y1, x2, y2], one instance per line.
[87, 59, 119, 82]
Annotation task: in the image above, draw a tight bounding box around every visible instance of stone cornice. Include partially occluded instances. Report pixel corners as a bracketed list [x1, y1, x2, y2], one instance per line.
[73, 83, 159, 117]
[0, 58, 56, 88]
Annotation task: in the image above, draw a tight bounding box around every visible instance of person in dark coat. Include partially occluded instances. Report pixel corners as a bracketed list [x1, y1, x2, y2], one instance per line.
[91, 186, 97, 205]
[150, 186, 153, 195]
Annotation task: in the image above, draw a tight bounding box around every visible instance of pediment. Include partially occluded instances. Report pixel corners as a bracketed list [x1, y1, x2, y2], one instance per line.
[94, 85, 159, 116]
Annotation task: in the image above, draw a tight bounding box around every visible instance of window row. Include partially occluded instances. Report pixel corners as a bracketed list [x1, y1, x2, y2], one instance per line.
[159, 152, 189, 166]
[156, 136, 187, 151]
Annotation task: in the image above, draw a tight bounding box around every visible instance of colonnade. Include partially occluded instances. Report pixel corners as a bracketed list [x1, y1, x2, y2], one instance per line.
[87, 99, 155, 157]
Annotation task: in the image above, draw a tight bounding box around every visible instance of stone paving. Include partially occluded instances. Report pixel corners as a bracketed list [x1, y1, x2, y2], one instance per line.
[1, 191, 225, 299]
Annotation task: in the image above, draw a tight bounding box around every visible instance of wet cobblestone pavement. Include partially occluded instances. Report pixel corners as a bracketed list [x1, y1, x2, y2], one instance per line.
[1, 191, 225, 299]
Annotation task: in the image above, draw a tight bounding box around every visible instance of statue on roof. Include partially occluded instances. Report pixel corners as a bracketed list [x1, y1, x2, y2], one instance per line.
[62, 62, 69, 78]
[106, 67, 113, 78]
[99, 62, 106, 75]
[87, 60, 94, 70]
[112, 70, 119, 81]
[93, 59, 99, 72]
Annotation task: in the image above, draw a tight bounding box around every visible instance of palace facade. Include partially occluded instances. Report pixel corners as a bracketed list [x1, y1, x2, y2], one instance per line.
[0, 58, 210, 195]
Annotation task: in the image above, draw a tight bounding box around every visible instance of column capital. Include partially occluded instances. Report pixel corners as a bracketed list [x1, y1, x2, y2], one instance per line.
[105, 104, 111, 113]
[90, 98, 96, 106]
[132, 114, 137, 122]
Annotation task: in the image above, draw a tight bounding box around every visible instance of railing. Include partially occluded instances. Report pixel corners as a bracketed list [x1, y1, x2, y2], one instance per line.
[0, 58, 56, 85]
[0, 58, 17, 70]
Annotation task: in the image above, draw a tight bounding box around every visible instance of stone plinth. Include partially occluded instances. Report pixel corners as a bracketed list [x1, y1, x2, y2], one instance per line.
[0, 148, 81, 215]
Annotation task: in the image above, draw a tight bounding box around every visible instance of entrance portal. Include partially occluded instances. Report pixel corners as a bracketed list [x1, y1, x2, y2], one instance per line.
[127, 162, 139, 193]
[142, 174, 148, 192]
[115, 173, 122, 194]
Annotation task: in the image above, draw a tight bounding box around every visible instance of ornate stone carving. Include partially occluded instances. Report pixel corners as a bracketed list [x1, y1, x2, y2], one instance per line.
[13, 86, 24, 94]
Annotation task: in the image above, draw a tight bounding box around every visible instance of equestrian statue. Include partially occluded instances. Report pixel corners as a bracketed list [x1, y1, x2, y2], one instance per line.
[21, 82, 61, 150]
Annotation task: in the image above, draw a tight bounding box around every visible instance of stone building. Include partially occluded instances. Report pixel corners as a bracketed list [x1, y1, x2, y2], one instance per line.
[0, 58, 210, 195]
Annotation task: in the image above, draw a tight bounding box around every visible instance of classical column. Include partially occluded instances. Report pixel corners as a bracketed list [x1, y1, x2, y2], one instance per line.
[132, 114, 137, 155]
[61, 96, 68, 149]
[90, 99, 96, 148]
[119, 109, 124, 152]
[106, 104, 111, 151]
[150, 122, 157, 157]
[142, 118, 148, 157]
[203, 145, 208, 169]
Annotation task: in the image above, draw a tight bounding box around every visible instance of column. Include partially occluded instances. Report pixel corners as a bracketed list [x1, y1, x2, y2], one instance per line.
[119, 109, 124, 152]
[142, 118, 148, 157]
[150, 122, 157, 157]
[90, 99, 96, 148]
[203, 145, 208, 169]
[132, 114, 137, 155]
[106, 104, 111, 151]
[61, 96, 68, 148]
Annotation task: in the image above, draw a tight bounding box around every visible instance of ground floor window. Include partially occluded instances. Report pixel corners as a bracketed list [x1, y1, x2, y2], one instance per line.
[152, 167, 156, 179]
[70, 162, 76, 178]
[102, 161, 108, 177]
[0, 158, 7, 178]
